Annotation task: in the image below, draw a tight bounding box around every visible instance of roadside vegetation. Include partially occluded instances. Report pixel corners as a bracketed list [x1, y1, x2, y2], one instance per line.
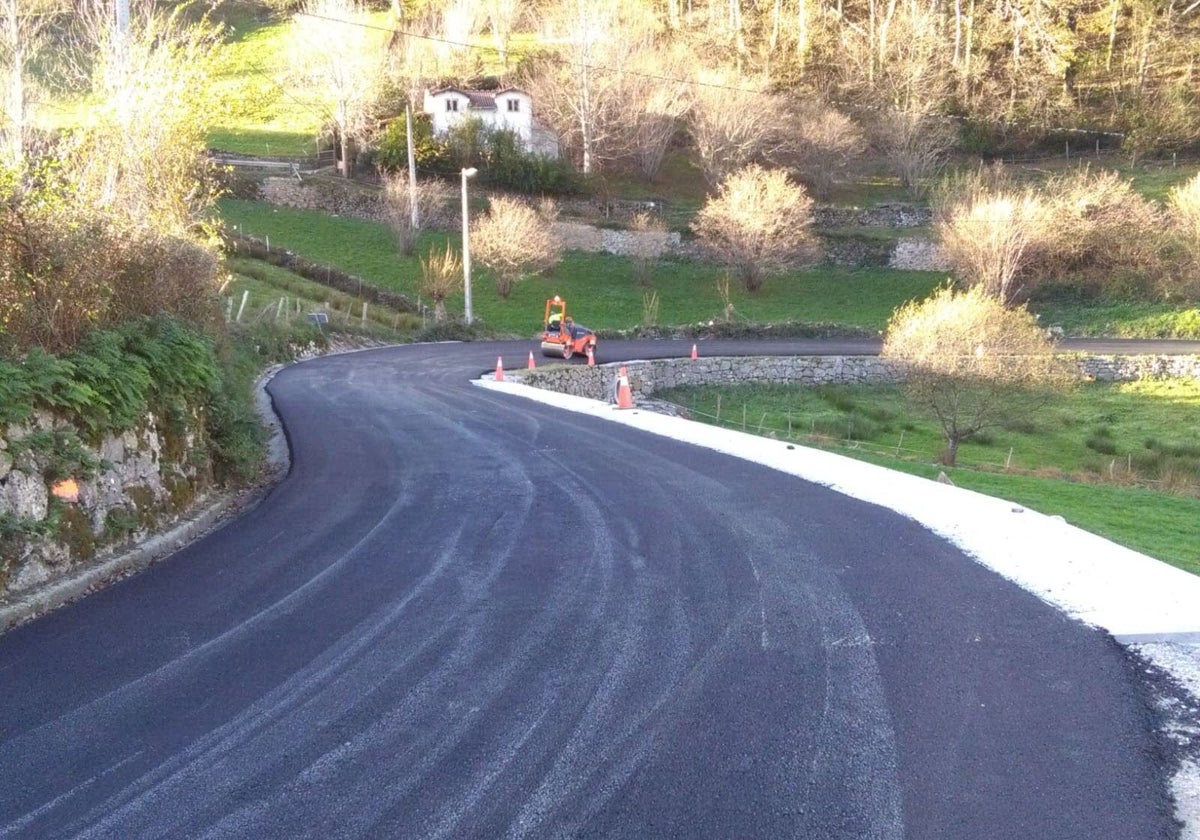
[660, 380, 1200, 574]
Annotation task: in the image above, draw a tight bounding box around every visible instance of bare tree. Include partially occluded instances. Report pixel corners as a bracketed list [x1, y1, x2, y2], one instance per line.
[0, 0, 54, 170]
[688, 71, 789, 187]
[882, 285, 1073, 466]
[483, 0, 520, 65]
[62, 1, 222, 235]
[782, 102, 866, 199]
[290, 0, 387, 178]
[691, 164, 819, 293]
[472, 196, 562, 298]
[419, 242, 461, 322]
[880, 109, 956, 195]
[935, 169, 1051, 306]
[520, 0, 656, 175]
[381, 170, 454, 255]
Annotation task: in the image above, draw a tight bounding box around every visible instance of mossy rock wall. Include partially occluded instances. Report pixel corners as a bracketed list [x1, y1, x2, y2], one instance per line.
[0, 406, 214, 601]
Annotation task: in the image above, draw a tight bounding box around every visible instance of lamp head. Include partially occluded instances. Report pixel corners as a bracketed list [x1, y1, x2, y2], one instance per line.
[462, 167, 478, 178]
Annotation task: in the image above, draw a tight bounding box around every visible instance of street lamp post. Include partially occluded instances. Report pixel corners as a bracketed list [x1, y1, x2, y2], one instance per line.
[461, 167, 478, 325]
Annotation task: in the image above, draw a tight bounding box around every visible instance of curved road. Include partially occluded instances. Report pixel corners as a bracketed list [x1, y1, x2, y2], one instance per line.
[0, 339, 1189, 839]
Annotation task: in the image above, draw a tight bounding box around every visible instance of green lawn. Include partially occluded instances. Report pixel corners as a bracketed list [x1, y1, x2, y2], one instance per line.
[219, 198, 942, 335]
[207, 15, 323, 156]
[661, 381, 1200, 574]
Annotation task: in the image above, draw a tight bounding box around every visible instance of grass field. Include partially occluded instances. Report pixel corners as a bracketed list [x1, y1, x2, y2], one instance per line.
[207, 12, 324, 156]
[660, 381, 1200, 574]
[219, 198, 943, 335]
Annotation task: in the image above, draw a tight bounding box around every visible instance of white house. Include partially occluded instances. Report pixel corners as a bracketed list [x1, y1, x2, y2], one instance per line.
[422, 87, 559, 158]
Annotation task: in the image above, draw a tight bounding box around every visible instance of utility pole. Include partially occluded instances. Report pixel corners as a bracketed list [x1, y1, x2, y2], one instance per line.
[405, 104, 419, 229]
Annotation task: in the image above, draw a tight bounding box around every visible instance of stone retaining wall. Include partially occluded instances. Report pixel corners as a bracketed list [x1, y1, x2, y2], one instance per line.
[1, 410, 212, 597]
[257, 178, 946, 268]
[522, 356, 903, 401]
[520, 354, 1200, 402]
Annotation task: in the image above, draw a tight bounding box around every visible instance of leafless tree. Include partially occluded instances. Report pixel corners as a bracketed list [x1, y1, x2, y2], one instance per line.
[419, 242, 461, 322]
[472, 196, 562, 298]
[882, 285, 1074, 466]
[483, 0, 520, 65]
[617, 44, 692, 178]
[381, 170, 455, 255]
[520, 0, 656, 175]
[781, 102, 866, 199]
[879, 109, 956, 195]
[935, 169, 1051, 306]
[290, 0, 387, 178]
[688, 71, 790, 187]
[0, 0, 55, 170]
[691, 164, 820, 292]
[62, 1, 222, 235]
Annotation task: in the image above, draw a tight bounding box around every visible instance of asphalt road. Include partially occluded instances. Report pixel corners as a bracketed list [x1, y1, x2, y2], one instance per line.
[0, 339, 1189, 839]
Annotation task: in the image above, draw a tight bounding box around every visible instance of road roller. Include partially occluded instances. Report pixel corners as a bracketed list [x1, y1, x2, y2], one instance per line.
[540, 295, 597, 360]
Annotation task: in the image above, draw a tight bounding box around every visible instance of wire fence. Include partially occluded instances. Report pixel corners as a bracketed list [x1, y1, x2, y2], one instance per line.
[675, 398, 1192, 494]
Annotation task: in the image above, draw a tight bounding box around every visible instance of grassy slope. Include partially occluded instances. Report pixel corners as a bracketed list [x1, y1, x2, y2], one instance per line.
[207, 12, 323, 156]
[663, 382, 1200, 574]
[227, 257, 423, 336]
[219, 198, 942, 334]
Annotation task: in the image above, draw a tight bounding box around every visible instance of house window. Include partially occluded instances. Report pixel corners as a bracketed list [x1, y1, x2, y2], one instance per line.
[506, 98, 520, 113]
[446, 99, 459, 112]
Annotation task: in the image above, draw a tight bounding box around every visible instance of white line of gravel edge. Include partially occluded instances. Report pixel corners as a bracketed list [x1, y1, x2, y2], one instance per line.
[475, 374, 1200, 840]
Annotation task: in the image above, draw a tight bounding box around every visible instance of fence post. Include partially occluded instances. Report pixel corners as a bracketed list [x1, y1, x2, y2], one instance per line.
[236, 290, 249, 322]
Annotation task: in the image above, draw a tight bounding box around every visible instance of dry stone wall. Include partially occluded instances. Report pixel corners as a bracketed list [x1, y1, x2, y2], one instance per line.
[0, 410, 212, 598]
[522, 356, 903, 401]
[520, 354, 1200, 403]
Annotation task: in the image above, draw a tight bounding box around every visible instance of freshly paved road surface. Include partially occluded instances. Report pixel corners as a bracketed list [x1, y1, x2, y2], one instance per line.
[0, 339, 1189, 839]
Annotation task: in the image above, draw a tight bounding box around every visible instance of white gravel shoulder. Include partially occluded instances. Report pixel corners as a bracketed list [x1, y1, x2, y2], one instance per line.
[475, 374, 1200, 838]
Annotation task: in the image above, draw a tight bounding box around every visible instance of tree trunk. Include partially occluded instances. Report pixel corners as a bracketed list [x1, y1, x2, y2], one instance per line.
[943, 435, 960, 466]
[340, 131, 352, 178]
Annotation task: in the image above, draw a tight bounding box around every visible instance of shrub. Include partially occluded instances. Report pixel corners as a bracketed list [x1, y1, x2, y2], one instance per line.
[692, 164, 820, 293]
[418, 243, 461, 322]
[375, 114, 450, 173]
[1169, 173, 1200, 296]
[937, 165, 1170, 305]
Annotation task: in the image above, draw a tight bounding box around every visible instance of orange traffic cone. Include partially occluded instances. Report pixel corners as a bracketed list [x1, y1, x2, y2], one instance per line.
[527, 351, 536, 370]
[495, 356, 504, 381]
[690, 343, 698, 360]
[615, 366, 634, 409]
[586, 345, 595, 367]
